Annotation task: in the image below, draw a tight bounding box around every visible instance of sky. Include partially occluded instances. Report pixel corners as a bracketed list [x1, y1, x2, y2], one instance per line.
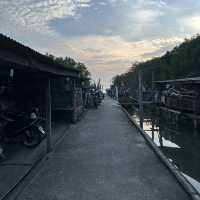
[0, 0, 200, 88]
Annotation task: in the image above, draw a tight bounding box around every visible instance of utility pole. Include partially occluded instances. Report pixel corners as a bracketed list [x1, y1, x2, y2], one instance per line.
[138, 71, 144, 129]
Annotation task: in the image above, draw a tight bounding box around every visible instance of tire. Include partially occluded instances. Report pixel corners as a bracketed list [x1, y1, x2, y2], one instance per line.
[23, 128, 42, 148]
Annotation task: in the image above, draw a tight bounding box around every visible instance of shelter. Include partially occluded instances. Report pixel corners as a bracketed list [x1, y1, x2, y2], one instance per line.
[0, 34, 81, 153]
[155, 77, 200, 114]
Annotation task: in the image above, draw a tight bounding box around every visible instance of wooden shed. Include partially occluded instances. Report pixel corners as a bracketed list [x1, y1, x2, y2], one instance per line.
[155, 77, 200, 114]
[0, 34, 83, 153]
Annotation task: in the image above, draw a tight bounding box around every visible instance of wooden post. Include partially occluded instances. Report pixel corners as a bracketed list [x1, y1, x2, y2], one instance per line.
[152, 119, 155, 141]
[115, 86, 119, 102]
[72, 89, 76, 123]
[73, 79, 76, 89]
[159, 131, 163, 148]
[45, 78, 52, 153]
[193, 97, 198, 130]
[151, 71, 155, 90]
[151, 71, 155, 103]
[138, 71, 144, 129]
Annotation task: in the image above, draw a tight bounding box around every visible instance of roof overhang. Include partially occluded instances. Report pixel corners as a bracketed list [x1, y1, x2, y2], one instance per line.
[0, 34, 80, 78]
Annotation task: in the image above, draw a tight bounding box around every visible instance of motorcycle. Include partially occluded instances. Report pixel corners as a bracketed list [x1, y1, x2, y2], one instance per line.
[0, 109, 46, 148]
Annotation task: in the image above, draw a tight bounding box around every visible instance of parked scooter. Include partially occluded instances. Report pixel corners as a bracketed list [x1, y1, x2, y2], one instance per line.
[0, 108, 46, 148]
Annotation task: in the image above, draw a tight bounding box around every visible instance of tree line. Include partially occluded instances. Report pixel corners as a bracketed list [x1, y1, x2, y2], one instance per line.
[46, 53, 91, 78]
[112, 35, 200, 96]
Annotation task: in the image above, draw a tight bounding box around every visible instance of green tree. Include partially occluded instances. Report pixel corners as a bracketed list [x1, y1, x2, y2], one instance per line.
[112, 35, 200, 96]
[45, 53, 90, 78]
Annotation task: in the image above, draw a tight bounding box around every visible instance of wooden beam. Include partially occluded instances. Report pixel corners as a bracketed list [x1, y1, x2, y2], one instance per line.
[0, 49, 29, 67]
[0, 49, 79, 77]
[45, 78, 52, 153]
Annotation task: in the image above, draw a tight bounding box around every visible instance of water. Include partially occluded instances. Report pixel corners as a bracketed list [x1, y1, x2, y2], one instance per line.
[128, 106, 200, 193]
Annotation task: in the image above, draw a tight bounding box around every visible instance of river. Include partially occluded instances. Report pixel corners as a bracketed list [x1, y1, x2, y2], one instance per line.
[127, 105, 200, 193]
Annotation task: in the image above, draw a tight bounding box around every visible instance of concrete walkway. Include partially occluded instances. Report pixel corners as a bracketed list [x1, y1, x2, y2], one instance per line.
[0, 122, 69, 200]
[14, 97, 190, 200]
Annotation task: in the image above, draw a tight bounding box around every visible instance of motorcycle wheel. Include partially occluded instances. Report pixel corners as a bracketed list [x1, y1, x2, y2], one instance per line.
[23, 129, 42, 148]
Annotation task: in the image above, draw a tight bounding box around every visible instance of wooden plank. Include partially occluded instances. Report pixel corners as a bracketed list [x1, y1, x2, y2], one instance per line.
[159, 106, 200, 119]
[52, 107, 74, 111]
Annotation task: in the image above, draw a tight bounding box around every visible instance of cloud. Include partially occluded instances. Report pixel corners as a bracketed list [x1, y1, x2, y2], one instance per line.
[61, 35, 183, 87]
[48, 0, 167, 41]
[0, 0, 91, 35]
[134, 9, 162, 23]
[180, 14, 200, 34]
[123, 0, 166, 39]
[0, 0, 195, 88]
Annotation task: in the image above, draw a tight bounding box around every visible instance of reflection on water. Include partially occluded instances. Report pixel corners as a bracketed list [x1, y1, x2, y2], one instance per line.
[129, 106, 200, 193]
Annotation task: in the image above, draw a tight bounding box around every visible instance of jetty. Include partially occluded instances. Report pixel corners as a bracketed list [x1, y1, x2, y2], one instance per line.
[6, 97, 194, 200]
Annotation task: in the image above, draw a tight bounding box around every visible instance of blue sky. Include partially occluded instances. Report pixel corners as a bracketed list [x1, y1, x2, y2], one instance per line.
[0, 0, 200, 87]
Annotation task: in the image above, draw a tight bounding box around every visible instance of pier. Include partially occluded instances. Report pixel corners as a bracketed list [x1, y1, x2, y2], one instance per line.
[6, 97, 193, 200]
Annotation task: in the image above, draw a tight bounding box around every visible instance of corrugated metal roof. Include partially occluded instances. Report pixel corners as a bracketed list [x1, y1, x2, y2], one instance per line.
[0, 33, 80, 77]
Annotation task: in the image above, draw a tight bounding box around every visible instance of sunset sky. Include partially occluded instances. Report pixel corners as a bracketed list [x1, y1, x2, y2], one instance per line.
[1, 0, 200, 87]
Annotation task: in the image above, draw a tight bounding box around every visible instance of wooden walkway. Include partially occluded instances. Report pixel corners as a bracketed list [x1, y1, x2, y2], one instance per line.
[10, 97, 191, 200]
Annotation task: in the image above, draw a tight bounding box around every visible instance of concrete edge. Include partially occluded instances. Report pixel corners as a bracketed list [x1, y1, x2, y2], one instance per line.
[1, 151, 44, 200]
[121, 105, 200, 200]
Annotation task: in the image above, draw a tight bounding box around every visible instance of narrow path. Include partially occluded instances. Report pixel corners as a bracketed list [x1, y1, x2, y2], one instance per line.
[15, 97, 190, 200]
